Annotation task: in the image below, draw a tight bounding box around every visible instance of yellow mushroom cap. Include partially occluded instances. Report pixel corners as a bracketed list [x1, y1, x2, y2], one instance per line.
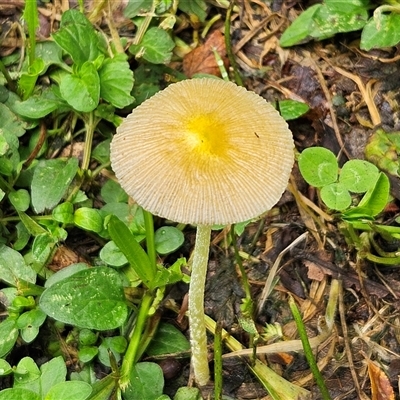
[110, 78, 294, 226]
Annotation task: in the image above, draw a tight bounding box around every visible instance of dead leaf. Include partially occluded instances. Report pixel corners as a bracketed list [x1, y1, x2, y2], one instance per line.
[304, 259, 325, 281]
[368, 360, 395, 400]
[48, 245, 88, 272]
[182, 30, 228, 78]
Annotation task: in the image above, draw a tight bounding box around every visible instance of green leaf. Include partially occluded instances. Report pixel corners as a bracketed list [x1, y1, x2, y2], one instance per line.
[98, 54, 134, 108]
[39, 267, 128, 330]
[107, 215, 155, 287]
[298, 147, 338, 187]
[9, 189, 30, 212]
[280, 0, 369, 47]
[129, 27, 175, 64]
[131, 64, 163, 106]
[78, 346, 98, 363]
[280, 4, 322, 47]
[22, 0, 39, 65]
[0, 359, 13, 376]
[0, 388, 40, 400]
[361, 11, 400, 50]
[124, 0, 153, 17]
[154, 226, 184, 255]
[40, 356, 67, 398]
[178, 0, 207, 22]
[60, 62, 100, 112]
[98, 336, 127, 367]
[0, 103, 22, 173]
[339, 160, 379, 193]
[17, 211, 48, 236]
[74, 207, 103, 233]
[52, 9, 104, 66]
[32, 233, 56, 265]
[173, 387, 201, 400]
[320, 182, 352, 211]
[34, 41, 65, 70]
[17, 309, 47, 343]
[101, 179, 128, 203]
[0, 244, 36, 286]
[0, 318, 18, 357]
[365, 128, 400, 176]
[31, 158, 79, 213]
[146, 323, 190, 356]
[356, 172, 390, 216]
[123, 362, 164, 400]
[18, 58, 46, 100]
[13, 87, 67, 119]
[52, 202, 75, 224]
[44, 381, 92, 400]
[99, 241, 128, 268]
[92, 139, 110, 164]
[278, 100, 309, 121]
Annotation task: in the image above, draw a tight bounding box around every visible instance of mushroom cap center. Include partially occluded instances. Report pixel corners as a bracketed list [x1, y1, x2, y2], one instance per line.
[184, 113, 228, 157]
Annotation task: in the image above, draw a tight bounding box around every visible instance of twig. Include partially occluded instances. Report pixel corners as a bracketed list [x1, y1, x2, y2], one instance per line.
[256, 232, 308, 316]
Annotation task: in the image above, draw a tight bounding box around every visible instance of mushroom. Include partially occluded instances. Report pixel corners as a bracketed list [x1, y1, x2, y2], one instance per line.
[110, 78, 294, 386]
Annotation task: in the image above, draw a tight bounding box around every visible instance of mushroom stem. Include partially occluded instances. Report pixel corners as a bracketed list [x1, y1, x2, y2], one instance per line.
[189, 224, 212, 386]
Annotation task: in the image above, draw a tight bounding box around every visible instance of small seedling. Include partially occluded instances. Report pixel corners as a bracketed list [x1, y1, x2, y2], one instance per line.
[298, 146, 400, 264]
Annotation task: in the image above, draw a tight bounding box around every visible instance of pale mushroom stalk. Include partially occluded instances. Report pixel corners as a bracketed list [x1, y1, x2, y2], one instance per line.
[188, 224, 212, 385]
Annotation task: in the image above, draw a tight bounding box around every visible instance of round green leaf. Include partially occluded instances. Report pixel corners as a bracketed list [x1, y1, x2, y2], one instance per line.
[361, 12, 400, 51]
[44, 381, 92, 400]
[101, 179, 128, 204]
[21, 325, 40, 344]
[123, 362, 164, 400]
[146, 323, 190, 356]
[79, 329, 98, 346]
[99, 241, 128, 268]
[18, 309, 47, 343]
[52, 202, 74, 224]
[78, 346, 98, 363]
[320, 182, 351, 211]
[129, 27, 175, 64]
[278, 100, 309, 121]
[298, 147, 338, 187]
[154, 226, 184, 255]
[39, 267, 128, 330]
[59, 62, 100, 112]
[9, 189, 30, 212]
[0, 388, 40, 400]
[74, 207, 103, 233]
[339, 160, 379, 193]
[0, 359, 12, 376]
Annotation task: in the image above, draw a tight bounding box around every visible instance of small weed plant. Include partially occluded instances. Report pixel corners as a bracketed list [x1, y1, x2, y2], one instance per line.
[299, 146, 400, 264]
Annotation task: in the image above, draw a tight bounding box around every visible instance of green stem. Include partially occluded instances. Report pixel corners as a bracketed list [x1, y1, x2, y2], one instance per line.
[143, 210, 157, 271]
[288, 295, 332, 400]
[189, 224, 212, 386]
[231, 226, 252, 306]
[214, 321, 223, 400]
[82, 112, 96, 172]
[119, 291, 154, 390]
[24, 0, 38, 66]
[0, 59, 16, 92]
